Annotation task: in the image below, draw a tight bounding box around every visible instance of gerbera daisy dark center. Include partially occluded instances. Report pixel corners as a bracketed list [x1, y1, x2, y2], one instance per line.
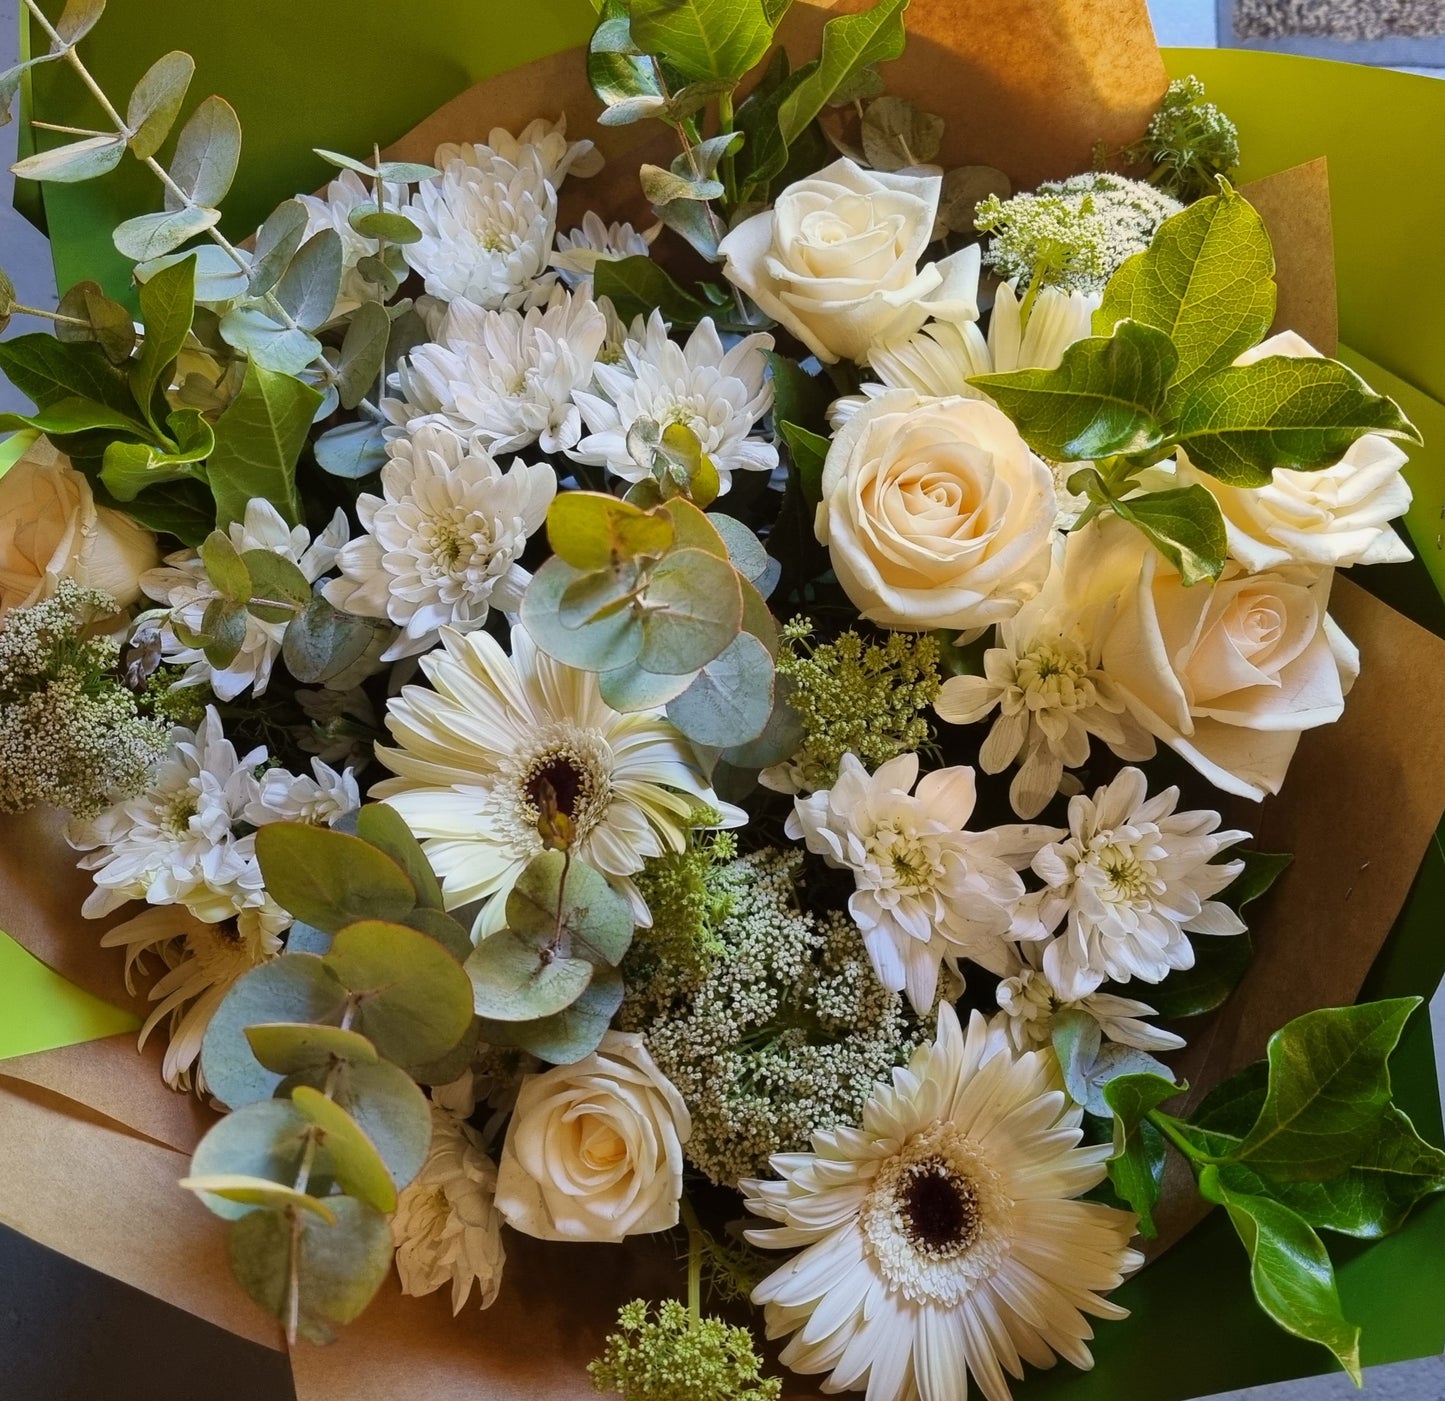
[526, 754, 589, 818]
[899, 1156, 981, 1257]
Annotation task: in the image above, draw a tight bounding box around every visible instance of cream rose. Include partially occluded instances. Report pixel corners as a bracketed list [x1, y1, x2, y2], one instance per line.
[1177, 332, 1414, 572]
[1065, 514, 1358, 800]
[817, 389, 1056, 632]
[717, 157, 980, 364]
[0, 437, 159, 617]
[494, 1031, 690, 1243]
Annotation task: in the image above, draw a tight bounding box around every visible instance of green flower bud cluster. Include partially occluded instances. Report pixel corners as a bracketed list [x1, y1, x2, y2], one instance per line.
[0, 581, 168, 817]
[1130, 76, 1241, 203]
[773, 620, 940, 793]
[588, 1300, 781, 1401]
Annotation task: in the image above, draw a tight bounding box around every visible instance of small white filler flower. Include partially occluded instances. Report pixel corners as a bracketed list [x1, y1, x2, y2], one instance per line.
[1017, 766, 1248, 1000]
[744, 1003, 1142, 1401]
[324, 425, 556, 660]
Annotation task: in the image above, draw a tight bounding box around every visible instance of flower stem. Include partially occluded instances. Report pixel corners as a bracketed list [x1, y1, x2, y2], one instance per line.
[680, 1195, 704, 1322]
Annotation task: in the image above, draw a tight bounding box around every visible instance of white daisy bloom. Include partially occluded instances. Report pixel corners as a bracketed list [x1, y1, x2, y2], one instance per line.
[385, 288, 608, 456]
[829, 279, 1100, 431]
[405, 144, 558, 310]
[935, 561, 1155, 820]
[995, 938, 1185, 1055]
[392, 1105, 507, 1314]
[744, 1003, 1142, 1401]
[100, 903, 286, 1090]
[434, 114, 602, 190]
[570, 312, 778, 495]
[323, 425, 556, 660]
[68, 706, 268, 922]
[295, 169, 407, 319]
[1018, 766, 1248, 1000]
[247, 757, 361, 829]
[550, 211, 655, 287]
[786, 752, 1049, 1015]
[372, 625, 743, 934]
[139, 499, 349, 701]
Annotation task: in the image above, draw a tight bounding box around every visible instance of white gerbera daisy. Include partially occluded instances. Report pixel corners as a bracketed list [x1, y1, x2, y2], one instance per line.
[385, 288, 607, 456]
[140, 499, 349, 700]
[995, 938, 1185, 1055]
[1018, 766, 1248, 1000]
[550, 212, 655, 287]
[434, 114, 602, 190]
[744, 1003, 1142, 1401]
[68, 706, 268, 922]
[786, 752, 1047, 1014]
[372, 625, 740, 933]
[295, 169, 407, 318]
[323, 425, 556, 660]
[392, 1105, 507, 1313]
[570, 312, 778, 495]
[100, 903, 286, 1090]
[405, 145, 558, 310]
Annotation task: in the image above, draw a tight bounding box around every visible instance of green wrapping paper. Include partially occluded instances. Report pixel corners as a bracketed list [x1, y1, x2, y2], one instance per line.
[7, 4, 1445, 1397]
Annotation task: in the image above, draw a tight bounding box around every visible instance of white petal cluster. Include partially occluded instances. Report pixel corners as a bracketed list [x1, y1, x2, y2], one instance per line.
[140, 499, 349, 701]
[295, 169, 407, 318]
[1016, 766, 1248, 999]
[324, 425, 556, 660]
[551, 211, 654, 287]
[385, 288, 607, 456]
[787, 752, 1044, 1014]
[248, 757, 361, 828]
[436, 115, 601, 189]
[570, 312, 778, 494]
[392, 1106, 507, 1313]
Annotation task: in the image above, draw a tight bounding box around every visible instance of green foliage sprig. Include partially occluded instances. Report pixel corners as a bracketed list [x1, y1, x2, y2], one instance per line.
[973, 183, 1421, 584]
[1123, 75, 1241, 203]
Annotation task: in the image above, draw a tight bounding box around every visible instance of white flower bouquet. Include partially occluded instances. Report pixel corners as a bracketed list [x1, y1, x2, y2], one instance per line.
[4, 2, 1445, 1399]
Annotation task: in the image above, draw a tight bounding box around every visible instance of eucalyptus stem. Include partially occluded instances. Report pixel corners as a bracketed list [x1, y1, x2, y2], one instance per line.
[8, 301, 91, 329]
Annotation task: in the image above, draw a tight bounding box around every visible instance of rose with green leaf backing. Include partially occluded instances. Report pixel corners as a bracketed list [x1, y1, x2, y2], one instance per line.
[972, 184, 1420, 585]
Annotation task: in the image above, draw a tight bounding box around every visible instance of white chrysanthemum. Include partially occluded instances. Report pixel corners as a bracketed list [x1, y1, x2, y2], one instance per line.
[405, 145, 558, 310]
[373, 625, 742, 933]
[786, 752, 1046, 1014]
[247, 757, 360, 828]
[295, 169, 407, 318]
[935, 561, 1155, 819]
[570, 312, 777, 494]
[551, 212, 655, 287]
[744, 1003, 1142, 1401]
[434, 115, 602, 190]
[140, 500, 349, 700]
[385, 288, 607, 456]
[1016, 767, 1248, 1000]
[100, 903, 286, 1090]
[995, 938, 1184, 1055]
[68, 706, 268, 922]
[392, 1105, 507, 1313]
[324, 425, 556, 660]
[830, 281, 1099, 432]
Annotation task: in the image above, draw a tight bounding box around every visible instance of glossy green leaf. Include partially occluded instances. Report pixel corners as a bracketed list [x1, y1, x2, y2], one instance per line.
[11, 134, 126, 184]
[629, 0, 775, 83]
[593, 255, 711, 326]
[291, 1086, 397, 1213]
[1200, 1167, 1362, 1383]
[245, 1022, 379, 1076]
[972, 319, 1177, 462]
[125, 50, 194, 160]
[0, 333, 135, 415]
[522, 557, 644, 671]
[1103, 1071, 1186, 1236]
[355, 803, 444, 911]
[325, 920, 475, 1066]
[766, 351, 832, 438]
[0, 395, 148, 441]
[254, 823, 418, 933]
[129, 253, 196, 428]
[1231, 998, 1420, 1180]
[1227, 849, 1295, 910]
[637, 547, 743, 674]
[1138, 931, 1254, 1020]
[507, 849, 635, 968]
[1112, 483, 1228, 586]
[1095, 185, 1276, 397]
[1175, 356, 1422, 487]
[207, 359, 321, 528]
[187, 1099, 331, 1220]
[776, 0, 908, 145]
[779, 420, 829, 506]
[465, 928, 594, 1021]
[166, 95, 242, 211]
[665, 630, 775, 747]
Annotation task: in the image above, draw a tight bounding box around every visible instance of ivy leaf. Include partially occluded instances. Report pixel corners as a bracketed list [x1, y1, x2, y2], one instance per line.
[166, 95, 242, 211]
[1175, 357, 1423, 487]
[1095, 184, 1276, 398]
[1230, 998, 1420, 1180]
[629, 0, 776, 84]
[207, 360, 321, 529]
[125, 50, 195, 161]
[1103, 1072, 1186, 1237]
[972, 319, 1178, 462]
[594, 255, 710, 326]
[766, 352, 832, 438]
[734, 47, 799, 196]
[1199, 1167, 1362, 1383]
[1111, 483, 1228, 586]
[1139, 932, 1253, 1020]
[779, 421, 828, 507]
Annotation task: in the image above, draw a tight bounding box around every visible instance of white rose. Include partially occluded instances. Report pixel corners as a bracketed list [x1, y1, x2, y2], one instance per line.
[494, 1031, 690, 1243]
[1177, 332, 1413, 572]
[717, 157, 980, 364]
[817, 389, 1056, 632]
[1065, 514, 1359, 800]
[0, 437, 159, 617]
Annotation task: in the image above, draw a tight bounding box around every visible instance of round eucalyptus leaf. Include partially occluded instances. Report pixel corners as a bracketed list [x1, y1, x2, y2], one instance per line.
[547, 491, 674, 571]
[180, 1173, 336, 1223]
[290, 1086, 397, 1214]
[506, 849, 634, 968]
[511, 964, 625, 1065]
[200, 954, 349, 1110]
[720, 671, 805, 769]
[351, 804, 443, 910]
[244, 1022, 378, 1076]
[707, 513, 769, 583]
[187, 1099, 331, 1220]
[325, 920, 474, 1066]
[597, 660, 698, 713]
[464, 929, 594, 1022]
[255, 823, 417, 933]
[348, 208, 423, 245]
[661, 497, 727, 559]
[399, 907, 472, 962]
[405, 1016, 481, 1088]
[666, 630, 775, 747]
[637, 548, 743, 674]
[558, 564, 641, 630]
[522, 556, 643, 671]
[242, 548, 311, 624]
